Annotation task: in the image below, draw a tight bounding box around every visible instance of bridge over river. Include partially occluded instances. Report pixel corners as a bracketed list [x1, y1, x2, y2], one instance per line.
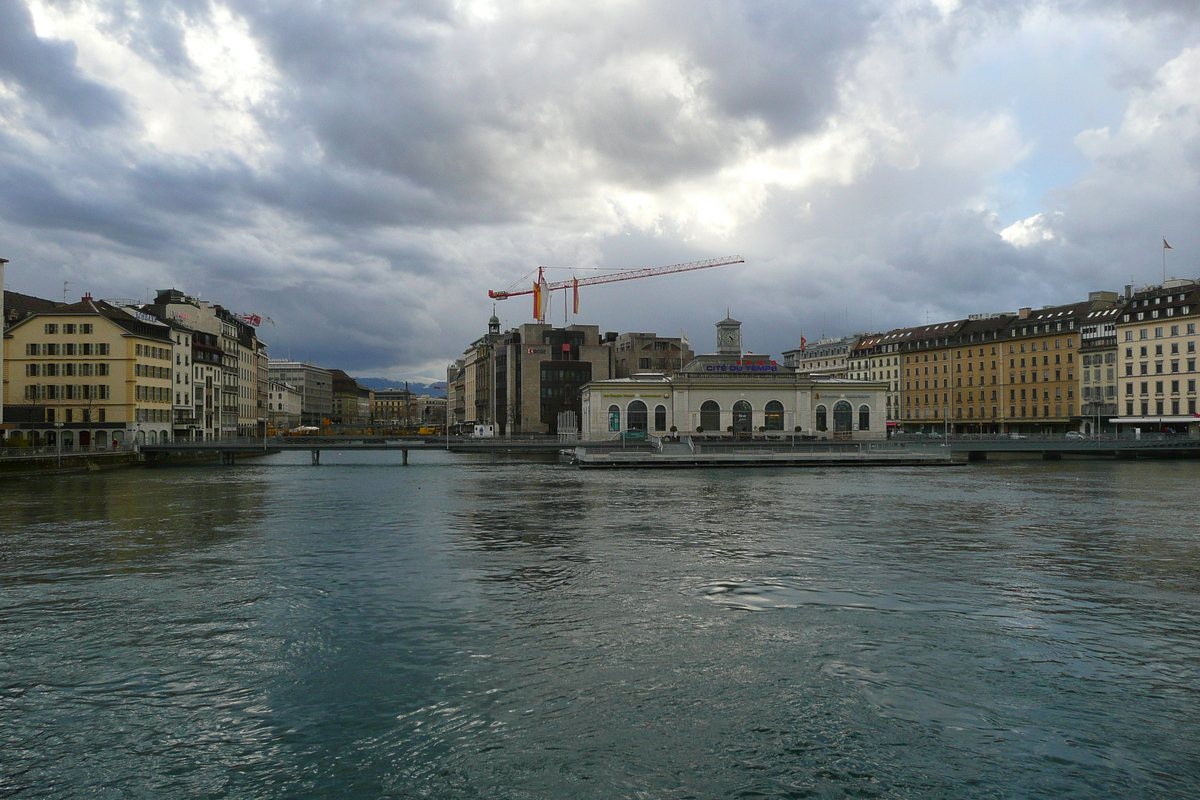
[140, 436, 567, 465]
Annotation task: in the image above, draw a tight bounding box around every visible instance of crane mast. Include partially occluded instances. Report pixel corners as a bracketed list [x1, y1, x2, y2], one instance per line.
[488, 256, 745, 323]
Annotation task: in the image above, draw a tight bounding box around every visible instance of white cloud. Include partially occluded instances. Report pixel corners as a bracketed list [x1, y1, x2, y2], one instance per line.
[26, 0, 279, 161]
[1000, 211, 1060, 246]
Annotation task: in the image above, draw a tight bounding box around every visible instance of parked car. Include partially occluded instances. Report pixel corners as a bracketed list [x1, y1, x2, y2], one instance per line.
[1064, 431, 1085, 440]
[1009, 433, 1027, 440]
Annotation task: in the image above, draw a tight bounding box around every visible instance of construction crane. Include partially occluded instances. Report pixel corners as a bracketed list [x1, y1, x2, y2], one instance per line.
[488, 256, 745, 323]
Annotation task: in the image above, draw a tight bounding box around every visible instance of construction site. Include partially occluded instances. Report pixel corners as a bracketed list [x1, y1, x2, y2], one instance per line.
[447, 257, 743, 436]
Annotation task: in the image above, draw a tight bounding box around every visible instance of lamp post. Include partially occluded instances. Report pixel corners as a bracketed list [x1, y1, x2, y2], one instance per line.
[54, 421, 63, 468]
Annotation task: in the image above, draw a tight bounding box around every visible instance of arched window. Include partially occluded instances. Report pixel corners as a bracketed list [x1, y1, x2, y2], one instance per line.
[815, 405, 827, 431]
[627, 400, 648, 431]
[833, 401, 853, 432]
[654, 405, 667, 431]
[700, 400, 720, 431]
[608, 405, 621, 432]
[858, 405, 870, 431]
[732, 400, 752, 433]
[764, 400, 784, 430]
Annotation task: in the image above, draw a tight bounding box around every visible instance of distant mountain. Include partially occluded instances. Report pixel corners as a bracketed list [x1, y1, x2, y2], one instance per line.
[355, 377, 446, 397]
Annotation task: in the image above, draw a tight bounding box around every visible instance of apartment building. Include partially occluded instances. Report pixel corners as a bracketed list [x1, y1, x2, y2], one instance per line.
[3, 296, 175, 446]
[144, 289, 264, 437]
[782, 334, 861, 376]
[1114, 279, 1200, 433]
[1080, 304, 1121, 435]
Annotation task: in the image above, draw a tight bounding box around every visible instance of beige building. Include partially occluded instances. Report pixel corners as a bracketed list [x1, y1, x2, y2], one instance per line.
[583, 317, 887, 440]
[782, 334, 861, 376]
[607, 331, 693, 377]
[3, 296, 176, 446]
[268, 379, 302, 430]
[1114, 279, 1200, 433]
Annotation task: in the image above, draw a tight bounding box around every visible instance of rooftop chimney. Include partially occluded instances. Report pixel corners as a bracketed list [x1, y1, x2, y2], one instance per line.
[1018, 307, 1031, 319]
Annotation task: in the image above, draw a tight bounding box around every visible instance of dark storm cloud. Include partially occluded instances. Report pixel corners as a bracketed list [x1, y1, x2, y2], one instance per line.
[0, 160, 172, 249]
[227, 0, 876, 206]
[0, 0, 126, 126]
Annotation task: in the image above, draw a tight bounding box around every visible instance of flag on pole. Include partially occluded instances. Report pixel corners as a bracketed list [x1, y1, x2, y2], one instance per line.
[532, 280, 542, 321]
[1164, 238, 1173, 250]
[800, 335, 807, 352]
[573, 277, 579, 314]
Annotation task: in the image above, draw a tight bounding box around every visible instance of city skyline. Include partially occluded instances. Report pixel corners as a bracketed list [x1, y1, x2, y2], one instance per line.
[1, 0, 1198, 381]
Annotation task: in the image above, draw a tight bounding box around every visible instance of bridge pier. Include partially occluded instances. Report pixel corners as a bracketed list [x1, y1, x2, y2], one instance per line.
[312, 450, 320, 465]
[402, 449, 408, 466]
[1041, 450, 1062, 461]
[966, 450, 987, 462]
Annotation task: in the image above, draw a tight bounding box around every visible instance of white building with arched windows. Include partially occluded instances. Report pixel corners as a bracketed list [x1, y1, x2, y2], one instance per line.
[580, 317, 888, 441]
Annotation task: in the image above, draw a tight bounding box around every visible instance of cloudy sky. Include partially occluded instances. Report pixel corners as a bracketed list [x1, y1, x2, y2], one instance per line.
[1, 0, 1198, 379]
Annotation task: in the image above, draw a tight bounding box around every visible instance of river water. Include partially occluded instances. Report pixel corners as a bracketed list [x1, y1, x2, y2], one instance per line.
[2, 452, 1198, 798]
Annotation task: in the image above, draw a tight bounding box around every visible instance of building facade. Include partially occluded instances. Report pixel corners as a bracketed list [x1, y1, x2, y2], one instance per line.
[267, 380, 302, 430]
[1113, 279, 1200, 434]
[3, 296, 176, 446]
[268, 360, 333, 425]
[608, 331, 694, 377]
[583, 318, 887, 440]
[452, 315, 615, 435]
[1080, 303, 1121, 435]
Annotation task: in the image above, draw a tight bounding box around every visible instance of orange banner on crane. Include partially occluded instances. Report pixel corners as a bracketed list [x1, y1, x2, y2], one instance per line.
[573, 277, 579, 314]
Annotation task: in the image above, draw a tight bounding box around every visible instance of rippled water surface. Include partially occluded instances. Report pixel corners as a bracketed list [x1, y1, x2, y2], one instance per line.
[2, 453, 1199, 798]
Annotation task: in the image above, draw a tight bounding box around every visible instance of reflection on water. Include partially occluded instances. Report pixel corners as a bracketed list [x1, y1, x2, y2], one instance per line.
[1, 453, 1199, 798]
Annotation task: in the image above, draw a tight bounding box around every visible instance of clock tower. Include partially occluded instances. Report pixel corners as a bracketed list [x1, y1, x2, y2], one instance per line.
[715, 315, 742, 357]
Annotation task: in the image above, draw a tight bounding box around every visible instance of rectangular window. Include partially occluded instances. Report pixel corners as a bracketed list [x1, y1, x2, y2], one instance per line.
[44, 323, 58, 334]
[81, 324, 93, 334]
[63, 323, 76, 334]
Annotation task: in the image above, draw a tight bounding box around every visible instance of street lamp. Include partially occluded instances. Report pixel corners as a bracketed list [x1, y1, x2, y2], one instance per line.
[54, 421, 64, 468]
